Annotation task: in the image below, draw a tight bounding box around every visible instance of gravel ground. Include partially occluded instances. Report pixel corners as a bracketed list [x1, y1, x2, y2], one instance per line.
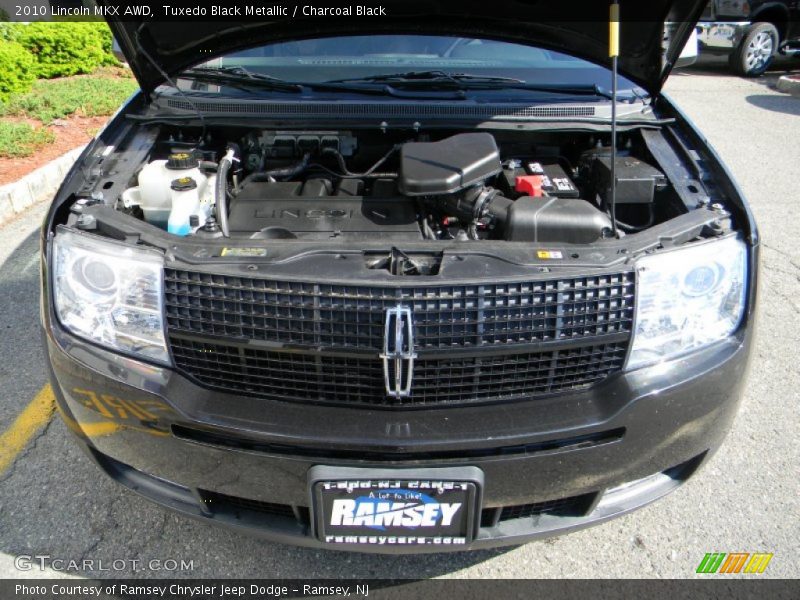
[0, 55, 797, 580]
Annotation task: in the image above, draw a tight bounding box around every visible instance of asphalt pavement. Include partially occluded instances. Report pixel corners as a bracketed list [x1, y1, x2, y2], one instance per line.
[0, 55, 798, 580]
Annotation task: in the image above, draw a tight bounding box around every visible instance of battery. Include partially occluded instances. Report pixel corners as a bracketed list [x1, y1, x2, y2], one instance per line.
[525, 161, 580, 198]
[499, 160, 580, 199]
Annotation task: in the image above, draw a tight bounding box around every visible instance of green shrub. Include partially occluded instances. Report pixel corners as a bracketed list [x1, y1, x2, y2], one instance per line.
[0, 23, 21, 42]
[16, 22, 114, 78]
[1, 75, 138, 123]
[0, 41, 36, 103]
[0, 121, 55, 158]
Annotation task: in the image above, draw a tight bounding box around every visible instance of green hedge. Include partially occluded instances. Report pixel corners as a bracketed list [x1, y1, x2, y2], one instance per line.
[15, 22, 118, 79]
[0, 23, 22, 42]
[0, 120, 55, 158]
[3, 76, 138, 124]
[0, 42, 36, 104]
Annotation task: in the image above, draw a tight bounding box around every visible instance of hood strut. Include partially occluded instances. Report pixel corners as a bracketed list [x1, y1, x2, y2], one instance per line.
[609, 0, 620, 239]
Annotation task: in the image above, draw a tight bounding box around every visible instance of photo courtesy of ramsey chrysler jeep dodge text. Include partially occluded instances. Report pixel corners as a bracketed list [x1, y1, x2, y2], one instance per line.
[41, 0, 758, 551]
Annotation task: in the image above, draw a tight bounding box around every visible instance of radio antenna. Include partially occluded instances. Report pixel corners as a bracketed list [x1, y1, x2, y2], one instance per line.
[609, 0, 620, 238]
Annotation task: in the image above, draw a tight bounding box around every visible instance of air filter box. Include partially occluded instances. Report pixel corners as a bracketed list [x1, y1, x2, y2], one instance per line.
[399, 133, 502, 196]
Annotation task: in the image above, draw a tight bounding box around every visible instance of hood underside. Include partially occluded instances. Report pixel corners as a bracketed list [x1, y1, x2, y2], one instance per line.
[102, 0, 705, 96]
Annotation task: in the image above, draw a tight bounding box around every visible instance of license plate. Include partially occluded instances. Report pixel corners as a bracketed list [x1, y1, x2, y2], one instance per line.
[309, 466, 483, 547]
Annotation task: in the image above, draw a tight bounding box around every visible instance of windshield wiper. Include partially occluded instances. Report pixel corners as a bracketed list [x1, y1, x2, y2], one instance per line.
[326, 71, 616, 99]
[327, 70, 525, 86]
[513, 83, 616, 100]
[178, 68, 465, 98]
[177, 67, 618, 102]
[180, 67, 303, 93]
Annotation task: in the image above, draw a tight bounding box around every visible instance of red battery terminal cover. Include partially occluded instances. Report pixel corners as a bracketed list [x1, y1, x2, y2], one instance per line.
[515, 175, 545, 197]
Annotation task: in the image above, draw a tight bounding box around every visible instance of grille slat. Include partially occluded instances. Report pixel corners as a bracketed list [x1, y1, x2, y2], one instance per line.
[165, 270, 634, 407]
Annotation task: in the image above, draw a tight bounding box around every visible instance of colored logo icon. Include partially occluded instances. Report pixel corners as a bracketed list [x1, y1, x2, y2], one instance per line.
[696, 553, 773, 574]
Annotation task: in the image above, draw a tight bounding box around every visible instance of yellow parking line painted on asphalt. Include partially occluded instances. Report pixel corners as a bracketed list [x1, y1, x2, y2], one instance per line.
[2, 384, 170, 474]
[55, 400, 123, 438]
[0, 384, 56, 474]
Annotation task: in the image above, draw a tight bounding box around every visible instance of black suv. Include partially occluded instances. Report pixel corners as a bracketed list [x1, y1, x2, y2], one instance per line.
[698, 0, 800, 75]
[42, 1, 758, 552]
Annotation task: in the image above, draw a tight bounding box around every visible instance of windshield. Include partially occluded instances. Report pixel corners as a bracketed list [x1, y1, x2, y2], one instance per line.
[190, 34, 637, 91]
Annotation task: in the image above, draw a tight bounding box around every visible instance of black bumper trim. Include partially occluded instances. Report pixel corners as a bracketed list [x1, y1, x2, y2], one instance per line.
[82, 445, 707, 553]
[172, 423, 626, 462]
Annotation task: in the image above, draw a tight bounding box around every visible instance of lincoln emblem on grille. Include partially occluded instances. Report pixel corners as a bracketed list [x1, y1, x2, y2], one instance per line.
[380, 306, 417, 399]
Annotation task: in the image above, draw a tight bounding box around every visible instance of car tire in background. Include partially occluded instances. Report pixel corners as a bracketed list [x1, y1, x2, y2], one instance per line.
[729, 22, 780, 77]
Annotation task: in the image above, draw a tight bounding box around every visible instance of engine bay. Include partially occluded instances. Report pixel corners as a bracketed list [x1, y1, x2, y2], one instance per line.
[95, 125, 701, 245]
[56, 118, 739, 276]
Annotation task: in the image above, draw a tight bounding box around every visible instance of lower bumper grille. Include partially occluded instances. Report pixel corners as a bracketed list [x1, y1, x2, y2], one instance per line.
[480, 493, 596, 527]
[497, 493, 596, 521]
[170, 337, 629, 407]
[199, 489, 594, 529]
[201, 490, 310, 524]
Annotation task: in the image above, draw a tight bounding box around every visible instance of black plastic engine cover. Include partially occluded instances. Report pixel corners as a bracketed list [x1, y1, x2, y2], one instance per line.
[228, 182, 421, 240]
[399, 133, 502, 196]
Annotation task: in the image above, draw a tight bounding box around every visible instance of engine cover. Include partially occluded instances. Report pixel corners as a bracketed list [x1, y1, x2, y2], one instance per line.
[228, 181, 422, 240]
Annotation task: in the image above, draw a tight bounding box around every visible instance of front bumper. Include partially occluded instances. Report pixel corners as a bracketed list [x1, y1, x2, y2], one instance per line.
[697, 22, 752, 50]
[44, 308, 753, 552]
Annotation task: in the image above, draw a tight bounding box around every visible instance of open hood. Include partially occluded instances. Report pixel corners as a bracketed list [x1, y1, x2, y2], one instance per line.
[102, 0, 706, 97]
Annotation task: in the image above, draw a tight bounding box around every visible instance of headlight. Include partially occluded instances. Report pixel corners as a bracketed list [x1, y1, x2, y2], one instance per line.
[52, 228, 170, 364]
[627, 235, 747, 370]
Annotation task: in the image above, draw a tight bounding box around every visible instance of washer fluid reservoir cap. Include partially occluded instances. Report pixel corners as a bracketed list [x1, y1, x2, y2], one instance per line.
[166, 152, 199, 170]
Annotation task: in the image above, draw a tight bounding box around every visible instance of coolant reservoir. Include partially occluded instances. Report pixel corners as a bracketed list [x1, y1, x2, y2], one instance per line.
[127, 152, 215, 235]
[166, 174, 215, 235]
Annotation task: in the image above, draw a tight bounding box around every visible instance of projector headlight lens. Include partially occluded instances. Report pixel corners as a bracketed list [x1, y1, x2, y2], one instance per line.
[627, 236, 747, 370]
[53, 228, 169, 364]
